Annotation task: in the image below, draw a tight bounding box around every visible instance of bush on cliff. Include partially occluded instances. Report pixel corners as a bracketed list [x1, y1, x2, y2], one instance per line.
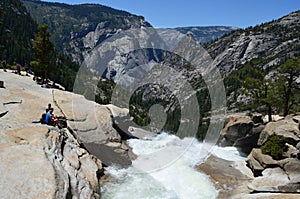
[261, 133, 287, 160]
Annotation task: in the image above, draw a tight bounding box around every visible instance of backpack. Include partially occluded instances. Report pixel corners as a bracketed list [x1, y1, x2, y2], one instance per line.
[40, 113, 46, 124]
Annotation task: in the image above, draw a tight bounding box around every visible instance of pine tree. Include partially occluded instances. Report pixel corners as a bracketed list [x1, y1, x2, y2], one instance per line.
[243, 67, 277, 122]
[32, 24, 54, 79]
[243, 57, 300, 120]
[275, 57, 300, 116]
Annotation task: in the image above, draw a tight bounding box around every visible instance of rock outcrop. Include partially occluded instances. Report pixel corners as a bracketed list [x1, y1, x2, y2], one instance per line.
[0, 71, 135, 198]
[220, 114, 263, 154]
[258, 117, 300, 146]
[215, 112, 300, 198]
[197, 155, 254, 199]
[246, 149, 278, 176]
[245, 115, 300, 195]
[0, 126, 102, 198]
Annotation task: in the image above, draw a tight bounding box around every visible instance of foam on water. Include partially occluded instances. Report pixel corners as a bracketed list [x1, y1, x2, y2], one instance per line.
[212, 146, 246, 161]
[101, 133, 245, 199]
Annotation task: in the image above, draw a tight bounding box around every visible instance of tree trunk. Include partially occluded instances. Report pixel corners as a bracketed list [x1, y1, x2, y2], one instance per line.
[283, 78, 293, 116]
[268, 104, 272, 122]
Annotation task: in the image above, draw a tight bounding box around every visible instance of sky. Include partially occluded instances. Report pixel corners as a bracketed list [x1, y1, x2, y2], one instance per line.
[42, 0, 300, 28]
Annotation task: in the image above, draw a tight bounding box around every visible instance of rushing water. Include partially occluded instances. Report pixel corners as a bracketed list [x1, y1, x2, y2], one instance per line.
[101, 133, 245, 199]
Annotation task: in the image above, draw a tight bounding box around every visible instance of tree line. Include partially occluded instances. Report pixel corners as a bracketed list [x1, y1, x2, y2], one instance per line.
[226, 56, 300, 121]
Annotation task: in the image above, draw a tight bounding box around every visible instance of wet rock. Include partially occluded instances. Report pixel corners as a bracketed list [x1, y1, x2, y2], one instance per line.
[83, 143, 132, 167]
[234, 125, 264, 154]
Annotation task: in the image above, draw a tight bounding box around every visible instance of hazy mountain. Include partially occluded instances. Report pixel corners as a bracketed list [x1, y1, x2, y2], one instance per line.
[157, 26, 237, 48]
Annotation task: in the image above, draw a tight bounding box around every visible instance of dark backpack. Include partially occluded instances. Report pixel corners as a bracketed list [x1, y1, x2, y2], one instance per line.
[57, 118, 67, 129]
[40, 113, 46, 124]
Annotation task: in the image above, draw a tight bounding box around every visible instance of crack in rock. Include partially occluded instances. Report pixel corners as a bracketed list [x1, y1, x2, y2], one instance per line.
[3, 100, 22, 106]
[0, 111, 8, 118]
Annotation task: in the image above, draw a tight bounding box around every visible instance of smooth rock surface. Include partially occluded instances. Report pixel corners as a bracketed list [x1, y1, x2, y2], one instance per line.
[0, 127, 57, 199]
[197, 155, 253, 199]
[258, 118, 300, 146]
[248, 167, 289, 191]
[0, 71, 128, 198]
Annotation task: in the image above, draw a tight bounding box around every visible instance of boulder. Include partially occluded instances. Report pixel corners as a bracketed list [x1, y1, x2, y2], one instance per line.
[296, 142, 300, 150]
[258, 118, 300, 146]
[248, 167, 291, 192]
[103, 104, 129, 118]
[197, 155, 253, 198]
[280, 158, 300, 183]
[221, 115, 254, 141]
[248, 149, 278, 168]
[252, 125, 265, 135]
[246, 153, 265, 177]
[220, 115, 255, 153]
[234, 132, 260, 154]
[233, 125, 265, 154]
[248, 164, 300, 194]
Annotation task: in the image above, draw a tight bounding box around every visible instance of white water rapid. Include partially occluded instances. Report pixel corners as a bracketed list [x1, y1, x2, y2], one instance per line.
[101, 133, 245, 199]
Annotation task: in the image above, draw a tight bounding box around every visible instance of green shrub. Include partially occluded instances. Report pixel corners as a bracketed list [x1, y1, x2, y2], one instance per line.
[261, 133, 287, 160]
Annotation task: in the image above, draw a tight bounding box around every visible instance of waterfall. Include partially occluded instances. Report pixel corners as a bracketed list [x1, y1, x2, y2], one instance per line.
[101, 133, 245, 199]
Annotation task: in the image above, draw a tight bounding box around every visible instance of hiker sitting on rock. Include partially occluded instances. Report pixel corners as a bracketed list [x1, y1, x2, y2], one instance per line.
[36, 104, 66, 129]
[45, 108, 58, 126]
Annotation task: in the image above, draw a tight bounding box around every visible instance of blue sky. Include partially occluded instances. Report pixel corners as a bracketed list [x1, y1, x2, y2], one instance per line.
[43, 0, 300, 28]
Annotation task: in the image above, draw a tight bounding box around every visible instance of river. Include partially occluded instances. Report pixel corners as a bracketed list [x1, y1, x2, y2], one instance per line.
[101, 133, 245, 199]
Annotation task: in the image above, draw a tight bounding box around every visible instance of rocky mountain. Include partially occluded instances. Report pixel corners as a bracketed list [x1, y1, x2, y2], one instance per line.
[208, 11, 300, 111]
[20, 0, 300, 137]
[22, 0, 236, 65]
[78, 10, 300, 137]
[22, 0, 151, 63]
[206, 11, 300, 75]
